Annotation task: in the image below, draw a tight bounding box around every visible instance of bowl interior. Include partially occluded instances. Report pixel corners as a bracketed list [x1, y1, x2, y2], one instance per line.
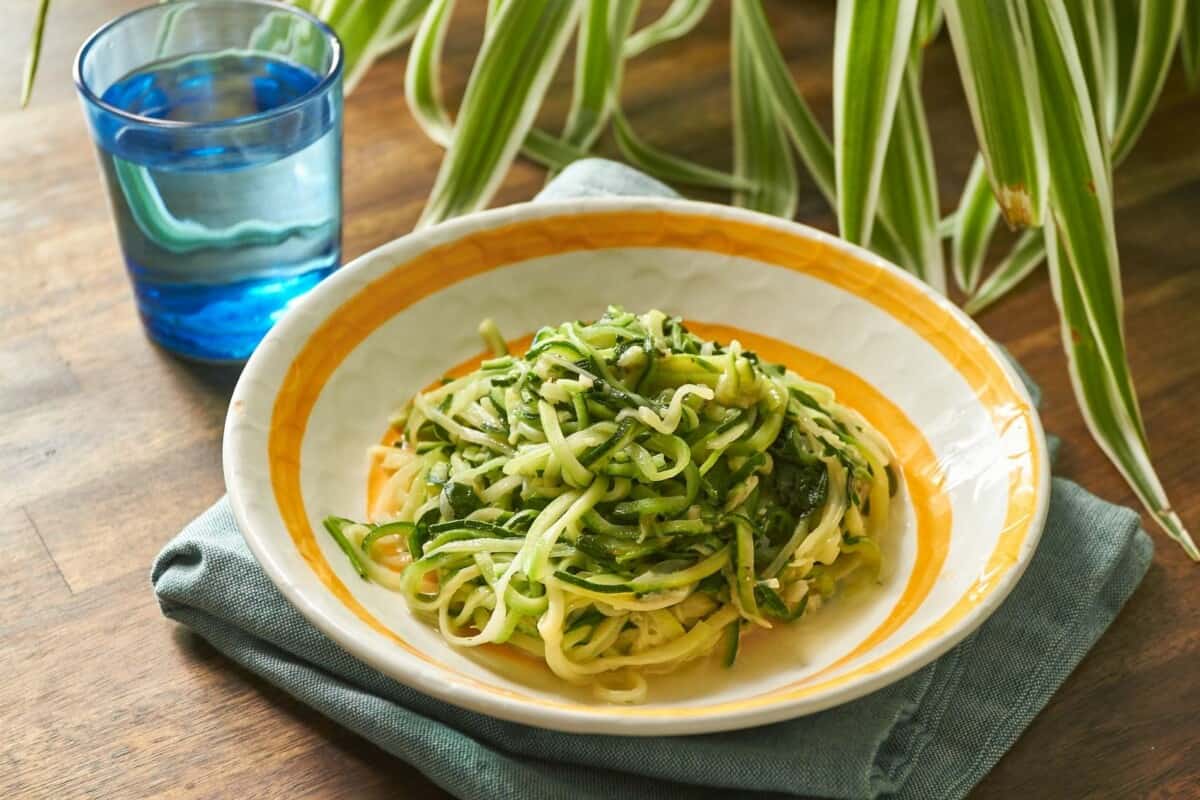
[225, 199, 1047, 735]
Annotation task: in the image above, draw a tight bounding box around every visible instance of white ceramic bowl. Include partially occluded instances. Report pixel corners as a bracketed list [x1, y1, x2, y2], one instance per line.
[224, 198, 1049, 736]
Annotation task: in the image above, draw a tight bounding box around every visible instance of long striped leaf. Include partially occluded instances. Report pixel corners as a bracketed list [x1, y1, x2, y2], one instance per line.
[611, 109, 746, 191]
[964, 0, 1171, 311]
[1026, 2, 1135, 432]
[607, 2, 640, 93]
[867, 225, 911, 269]
[524, 130, 591, 170]
[877, 56, 944, 290]
[1113, 0, 1141, 116]
[942, 1, 1046, 228]
[316, 1, 370, 72]
[485, 0, 505, 31]
[1096, 0, 1120, 135]
[945, 0, 1051, 303]
[915, 0, 943, 47]
[977, 0, 1189, 311]
[731, 2, 797, 217]
[367, 0, 433, 56]
[1063, 0, 1111, 145]
[320, 0, 432, 92]
[738, 0, 834, 203]
[833, 0, 918, 245]
[1026, 1, 1194, 556]
[937, 214, 956, 238]
[951, 154, 1001, 294]
[737, 0, 914, 270]
[19, 0, 50, 107]
[560, 0, 639, 156]
[417, 0, 581, 227]
[404, 0, 456, 142]
[1046, 222, 1196, 558]
[1182, 2, 1200, 89]
[963, 229, 1045, 315]
[1111, 0, 1186, 165]
[623, 0, 712, 59]
[405, 0, 585, 171]
[868, 227, 920, 275]
[561, 0, 615, 151]
[958, 0, 1110, 305]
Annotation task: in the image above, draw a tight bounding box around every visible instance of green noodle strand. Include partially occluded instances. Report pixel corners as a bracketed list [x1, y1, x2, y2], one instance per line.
[326, 307, 894, 703]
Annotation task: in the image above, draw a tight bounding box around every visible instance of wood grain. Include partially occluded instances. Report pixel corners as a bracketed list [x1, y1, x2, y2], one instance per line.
[2, 1, 1198, 797]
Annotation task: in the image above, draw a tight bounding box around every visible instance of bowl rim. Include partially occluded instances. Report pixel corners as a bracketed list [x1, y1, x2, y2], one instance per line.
[224, 196, 1050, 735]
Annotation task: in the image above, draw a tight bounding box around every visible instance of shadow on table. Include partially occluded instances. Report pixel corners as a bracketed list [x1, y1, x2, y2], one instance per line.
[150, 342, 245, 397]
[176, 360, 244, 395]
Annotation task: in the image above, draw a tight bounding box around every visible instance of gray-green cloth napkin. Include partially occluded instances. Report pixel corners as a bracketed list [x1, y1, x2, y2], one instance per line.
[152, 159, 1153, 800]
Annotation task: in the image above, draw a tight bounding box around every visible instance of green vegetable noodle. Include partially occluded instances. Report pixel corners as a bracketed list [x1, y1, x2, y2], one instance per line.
[326, 308, 895, 703]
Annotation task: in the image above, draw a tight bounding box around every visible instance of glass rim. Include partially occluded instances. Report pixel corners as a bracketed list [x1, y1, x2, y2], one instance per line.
[73, 0, 343, 132]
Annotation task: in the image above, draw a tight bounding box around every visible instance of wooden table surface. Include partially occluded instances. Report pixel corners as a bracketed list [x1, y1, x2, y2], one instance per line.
[3, 2, 1199, 797]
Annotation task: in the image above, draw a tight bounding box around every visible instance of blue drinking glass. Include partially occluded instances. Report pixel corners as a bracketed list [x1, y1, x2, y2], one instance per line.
[75, 0, 343, 362]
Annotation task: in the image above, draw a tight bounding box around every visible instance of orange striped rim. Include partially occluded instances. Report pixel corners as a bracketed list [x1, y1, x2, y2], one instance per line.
[267, 208, 1042, 716]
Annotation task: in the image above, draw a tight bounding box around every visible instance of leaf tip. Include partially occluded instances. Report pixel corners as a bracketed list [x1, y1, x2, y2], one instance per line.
[19, 60, 34, 108]
[998, 185, 1036, 227]
[1161, 520, 1200, 563]
[997, 185, 1036, 228]
[1155, 508, 1199, 561]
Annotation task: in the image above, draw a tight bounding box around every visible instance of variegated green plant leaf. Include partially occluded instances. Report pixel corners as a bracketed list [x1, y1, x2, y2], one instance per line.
[1182, 1, 1200, 89]
[521, 132, 589, 170]
[737, 0, 916, 273]
[319, 0, 433, 91]
[957, 0, 1109, 303]
[915, 0, 943, 47]
[624, 0, 712, 59]
[1026, 1, 1129, 417]
[1047, 221, 1195, 559]
[405, 0, 456, 143]
[365, 0, 433, 56]
[865, 223, 911, 269]
[1026, 0, 1195, 556]
[606, 1, 641, 93]
[1063, 0, 1111, 146]
[951, 154, 1001, 294]
[731, 0, 797, 218]
[951, 0, 1084, 304]
[833, 0, 918, 245]
[962, 229, 1044, 315]
[737, 0, 834, 203]
[417, 0, 582, 227]
[19, 0, 49, 107]
[877, 54, 943, 290]
[561, 0, 614, 151]
[937, 214, 956, 238]
[1113, 0, 1141, 115]
[965, 0, 1184, 312]
[1095, 0, 1120, 135]
[405, 0, 585, 171]
[1111, 0, 1186, 165]
[941, 1, 1047, 229]
[585, 0, 739, 191]
[560, 0, 640, 154]
[485, 0, 505, 31]
[611, 109, 745, 191]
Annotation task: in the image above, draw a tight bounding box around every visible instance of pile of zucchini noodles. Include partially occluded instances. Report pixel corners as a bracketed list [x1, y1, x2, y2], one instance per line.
[324, 308, 895, 703]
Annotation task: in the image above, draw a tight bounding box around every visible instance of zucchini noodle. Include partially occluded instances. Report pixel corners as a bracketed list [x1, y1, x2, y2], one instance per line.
[324, 308, 896, 703]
